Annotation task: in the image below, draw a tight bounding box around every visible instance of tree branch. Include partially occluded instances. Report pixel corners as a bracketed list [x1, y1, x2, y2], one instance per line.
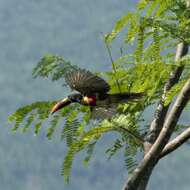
[139, 41, 189, 190]
[122, 1, 190, 190]
[145, 43, 188, 149]
[123, 77, 190, 190]
[160, 127, 190, 158]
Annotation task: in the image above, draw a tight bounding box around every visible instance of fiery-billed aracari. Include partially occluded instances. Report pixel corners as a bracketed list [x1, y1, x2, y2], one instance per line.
[50, 68, 143, 118]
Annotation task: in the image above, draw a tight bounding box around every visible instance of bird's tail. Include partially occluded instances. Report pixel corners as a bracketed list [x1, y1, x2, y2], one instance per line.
[108, 92, 144, 103]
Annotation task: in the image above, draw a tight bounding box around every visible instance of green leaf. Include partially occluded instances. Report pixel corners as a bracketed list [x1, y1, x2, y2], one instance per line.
[61, 146, 76, 183]
[46, 115, 60, 140]
[164, 79, 186, 106]
[106, 139, 123, 159]
[83, 141, 97, 166]
[105, 12, 133, 43]
[32, 54, 78, 82]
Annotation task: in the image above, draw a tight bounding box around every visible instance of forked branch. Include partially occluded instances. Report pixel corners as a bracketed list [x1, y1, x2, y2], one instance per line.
[160, 127, 190, 158]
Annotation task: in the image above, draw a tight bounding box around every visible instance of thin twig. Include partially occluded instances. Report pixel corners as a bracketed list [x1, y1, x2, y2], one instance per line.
[104, 41, 122, 93]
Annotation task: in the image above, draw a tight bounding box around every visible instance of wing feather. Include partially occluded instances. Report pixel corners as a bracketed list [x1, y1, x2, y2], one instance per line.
[91, 106, 117, 120]
[64, 68, 110, 95]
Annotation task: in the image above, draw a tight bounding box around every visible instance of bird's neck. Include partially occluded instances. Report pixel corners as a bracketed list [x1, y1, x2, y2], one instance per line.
[82, 96, 96, 106]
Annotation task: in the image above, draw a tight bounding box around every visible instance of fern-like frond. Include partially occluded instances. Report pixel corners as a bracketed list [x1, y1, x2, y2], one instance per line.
[106, 139, 124, 159]
[32, 54, 78, 82]
[164, 80, 186, 106]
[47, 114, 61, 140]
[105, 12, 133, 43]
[124, 145, 138, 174]
[83, 141, 98, 166]
[8, 101, 54, 132]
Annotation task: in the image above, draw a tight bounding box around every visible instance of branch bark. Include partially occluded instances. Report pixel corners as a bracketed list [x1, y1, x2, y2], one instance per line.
[160, 127, 190, 158]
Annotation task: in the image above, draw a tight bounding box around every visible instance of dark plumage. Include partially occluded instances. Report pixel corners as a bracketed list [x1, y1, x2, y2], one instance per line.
[64, 68, 110, 95]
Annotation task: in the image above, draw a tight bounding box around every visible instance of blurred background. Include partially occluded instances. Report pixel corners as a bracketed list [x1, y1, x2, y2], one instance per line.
[1, 0, 190, 189]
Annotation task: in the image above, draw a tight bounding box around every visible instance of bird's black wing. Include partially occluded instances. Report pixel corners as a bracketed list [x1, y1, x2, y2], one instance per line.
[64, 68, 110, 95]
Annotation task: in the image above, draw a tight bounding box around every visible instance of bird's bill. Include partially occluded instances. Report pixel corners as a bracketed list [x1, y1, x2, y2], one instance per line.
[50, 98, 72, 114]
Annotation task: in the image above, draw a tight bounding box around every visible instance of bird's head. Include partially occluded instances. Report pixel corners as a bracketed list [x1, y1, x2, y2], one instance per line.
[68, 93, 83, 103]
[50, 93, 83, 114]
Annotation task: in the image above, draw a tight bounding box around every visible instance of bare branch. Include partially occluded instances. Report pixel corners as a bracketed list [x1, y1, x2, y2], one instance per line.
[123, 77, 190, 190]
[160, 127, 190, 158]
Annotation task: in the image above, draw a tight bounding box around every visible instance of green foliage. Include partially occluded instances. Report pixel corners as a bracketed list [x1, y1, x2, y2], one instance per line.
[106, 139, 123, 159]
[164, 80, 186, 106]
[124, 145, 138, 174]
[9, 0, 190, 183]
[32, 54, 79, 82]
[8, 101, 54, 133]
[106, 61, 172, 103]
[104, 12, 133, 43]
[83, 141, 97, 166]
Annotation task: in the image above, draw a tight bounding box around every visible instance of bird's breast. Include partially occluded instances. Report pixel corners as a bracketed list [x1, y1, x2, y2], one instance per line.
[82, 96, 96, 106]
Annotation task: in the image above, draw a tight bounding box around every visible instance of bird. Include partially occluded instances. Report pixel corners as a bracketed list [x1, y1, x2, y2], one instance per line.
[50, 68, 144, 118]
